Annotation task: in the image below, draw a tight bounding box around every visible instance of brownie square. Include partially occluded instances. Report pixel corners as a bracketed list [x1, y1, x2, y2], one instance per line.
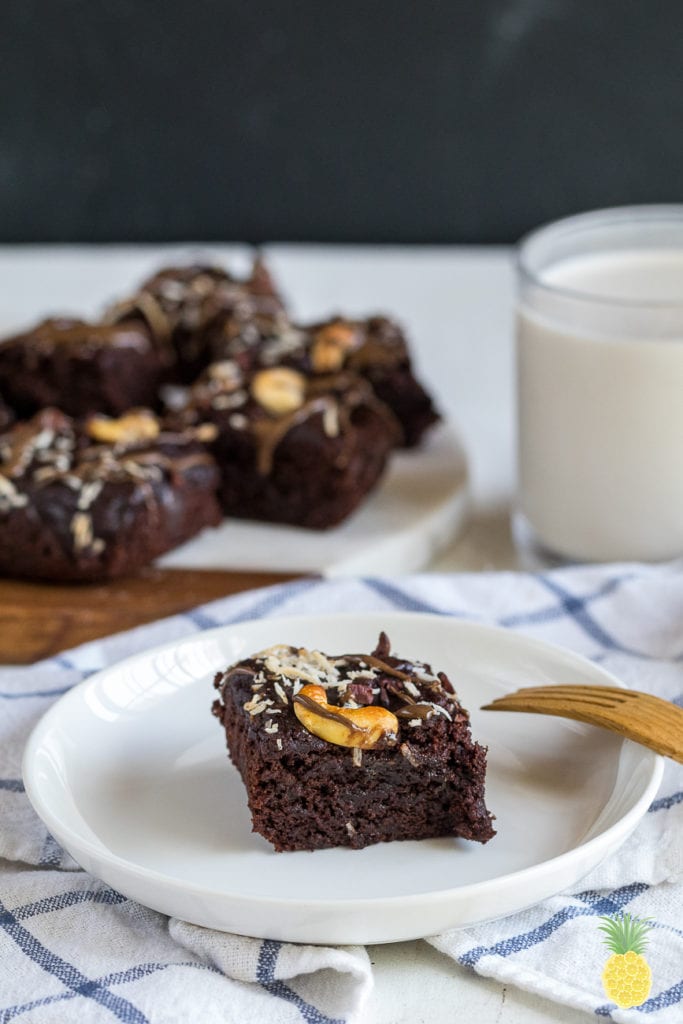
[212, 632, 495, 852]
[0, 408, 222, 582]
[204, 311, 440, 447]
[0, 318, 167, 418]
[177, 360, 401, 529]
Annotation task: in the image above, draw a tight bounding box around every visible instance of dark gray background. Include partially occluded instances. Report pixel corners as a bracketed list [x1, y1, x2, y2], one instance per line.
[2, 0, 682, 243]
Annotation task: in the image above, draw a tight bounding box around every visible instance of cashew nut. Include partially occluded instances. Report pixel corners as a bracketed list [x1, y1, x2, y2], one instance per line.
[87, 409, 160, 445]
[251, 367, 306, 415]
[311, 321, 359, 373]
[293, 683, 398, 749]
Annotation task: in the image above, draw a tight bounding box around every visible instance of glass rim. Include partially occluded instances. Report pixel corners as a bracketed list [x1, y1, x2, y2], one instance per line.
[517, 204, 683, 311]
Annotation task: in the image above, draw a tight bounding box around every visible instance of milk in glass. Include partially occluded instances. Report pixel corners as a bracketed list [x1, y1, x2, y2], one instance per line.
[517, 228, 683, 562]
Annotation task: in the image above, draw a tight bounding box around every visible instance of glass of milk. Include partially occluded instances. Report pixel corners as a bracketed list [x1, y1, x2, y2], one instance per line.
[516, 205, 683, 563]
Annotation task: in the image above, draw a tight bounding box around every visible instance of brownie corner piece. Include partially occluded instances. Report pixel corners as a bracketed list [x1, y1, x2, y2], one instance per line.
[212, 633, 495, 852]
[0, 317, 165, 418]
[0, 407, 222, 582]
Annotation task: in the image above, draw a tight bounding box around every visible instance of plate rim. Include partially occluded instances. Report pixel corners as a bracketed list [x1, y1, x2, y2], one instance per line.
[22, 612, 664, 918]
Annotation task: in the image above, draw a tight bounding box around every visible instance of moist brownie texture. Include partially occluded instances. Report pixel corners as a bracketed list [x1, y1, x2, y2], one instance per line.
[212, 632, 495, 851]
[204, 311, 440, 447]
[177, 360, 401, 529]
[106, 257, 285, 382]
[0, 407, 221, 582]
[0, 318, 167, 418]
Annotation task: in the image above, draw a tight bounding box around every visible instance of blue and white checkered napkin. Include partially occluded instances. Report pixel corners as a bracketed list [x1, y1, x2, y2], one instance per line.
[2, 564, 682, 1024]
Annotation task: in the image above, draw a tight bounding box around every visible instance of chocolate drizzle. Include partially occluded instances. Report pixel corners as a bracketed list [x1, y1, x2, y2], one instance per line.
[292, 692, 365, 734]
[106, 261, 285, 355]
[104, 292, 174, 346]
[0, 318, 153, 356]
[251, 395, 337, 475]
[208, 313, 407, 375]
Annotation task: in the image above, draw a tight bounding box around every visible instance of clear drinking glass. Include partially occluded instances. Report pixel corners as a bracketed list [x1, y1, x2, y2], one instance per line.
[515, 205, 683, 563]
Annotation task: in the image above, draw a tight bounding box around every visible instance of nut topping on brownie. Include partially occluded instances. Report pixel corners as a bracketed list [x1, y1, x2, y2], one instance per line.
[182, 359, 400, 478]
[171, 357, 400, 529]
[310, 321, 362, 373]
[105, 258, 286, 382]
[293, 684, 400, 749]
[203, 311, 439, 446]
[250, 367, 306, 416]
[0, 408, 221, 581]
[86, 409, 161, 445]
[212, 633, 495, 851]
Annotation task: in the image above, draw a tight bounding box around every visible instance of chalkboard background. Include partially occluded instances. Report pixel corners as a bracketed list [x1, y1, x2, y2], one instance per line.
[2, 1, 682, 243]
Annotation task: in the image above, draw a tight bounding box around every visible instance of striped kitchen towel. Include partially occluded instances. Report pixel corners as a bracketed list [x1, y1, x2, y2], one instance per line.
[1, 563, 682, 1023]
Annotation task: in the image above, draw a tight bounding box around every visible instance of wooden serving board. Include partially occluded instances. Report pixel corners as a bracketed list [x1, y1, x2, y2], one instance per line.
[0, 569, 301, 665]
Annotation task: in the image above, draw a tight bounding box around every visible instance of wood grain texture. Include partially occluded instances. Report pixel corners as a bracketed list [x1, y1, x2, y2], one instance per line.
[0, 568, 302, 664]
[483, 684, 683, 764]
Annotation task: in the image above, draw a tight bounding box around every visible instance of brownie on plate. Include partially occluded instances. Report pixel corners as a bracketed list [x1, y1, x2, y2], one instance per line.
[204, 311, 440, 447]
[212, 632, 495, 851]
[176, 359, 401, 529]
[106, 257, 285, 382]
[0, 317, 168, 418]
[0, 407, 221, 582]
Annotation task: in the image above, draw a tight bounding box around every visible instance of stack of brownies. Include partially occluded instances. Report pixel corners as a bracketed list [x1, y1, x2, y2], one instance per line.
[0, 259, 439, 581]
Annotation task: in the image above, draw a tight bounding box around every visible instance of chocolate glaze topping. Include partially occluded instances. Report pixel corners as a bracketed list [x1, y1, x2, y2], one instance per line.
[0, 317, 153, 355]
[0, 408, 217, 559]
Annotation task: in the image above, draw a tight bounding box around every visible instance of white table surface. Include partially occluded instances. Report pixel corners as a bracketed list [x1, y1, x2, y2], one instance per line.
[0, 244, 582, 1022]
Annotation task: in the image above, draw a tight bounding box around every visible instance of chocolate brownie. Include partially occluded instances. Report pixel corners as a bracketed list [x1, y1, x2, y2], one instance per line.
[0, 407, 221, 582]
[204, 311, 440, 446]
[0, 317, 168, 419]
[106, 257, 285, 382]
[176, 360, 401, 529]
[0, 393, 14, 432]
[212, 632, 495, 851]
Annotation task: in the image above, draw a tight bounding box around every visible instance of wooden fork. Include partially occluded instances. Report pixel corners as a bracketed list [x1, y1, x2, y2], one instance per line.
[481, 685, 683, 764]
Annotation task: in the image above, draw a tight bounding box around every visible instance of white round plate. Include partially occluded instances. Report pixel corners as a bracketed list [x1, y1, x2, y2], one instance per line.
[157, 423, 469, 576]
[23, 613, 662, 945]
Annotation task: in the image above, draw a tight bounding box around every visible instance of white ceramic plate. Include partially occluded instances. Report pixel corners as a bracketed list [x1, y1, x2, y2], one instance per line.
[23, 613, 662, 945]
[157, 423, 469, 575]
